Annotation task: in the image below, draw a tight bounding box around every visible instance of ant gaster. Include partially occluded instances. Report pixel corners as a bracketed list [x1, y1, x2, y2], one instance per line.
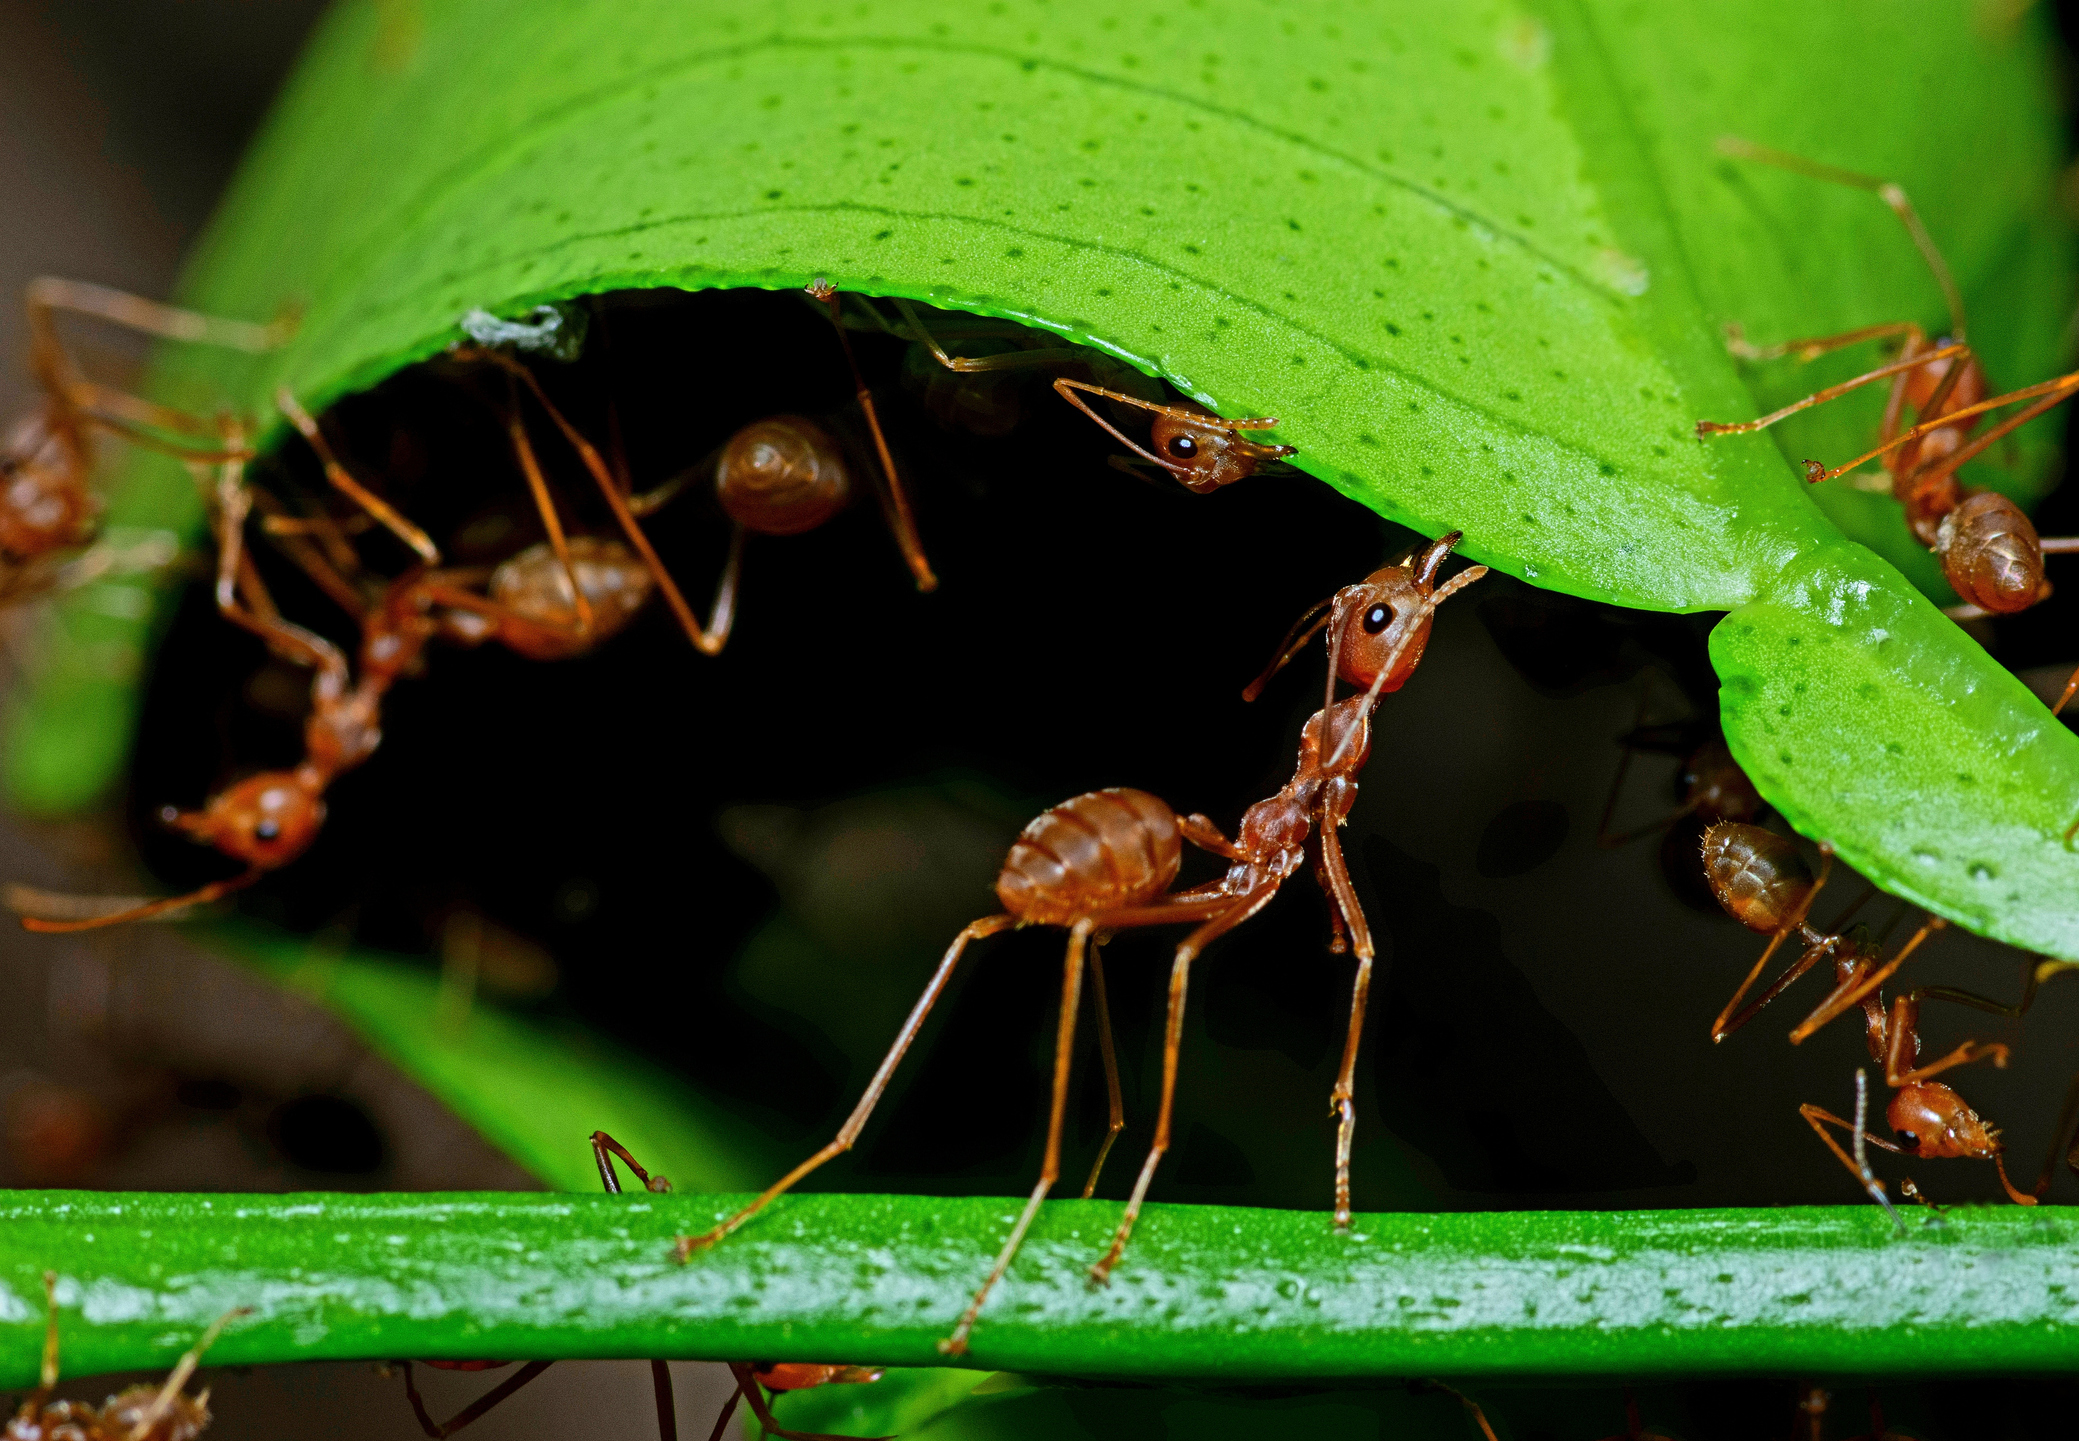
[1699, 821, 1948, 1047]
[11, 1270, 245, 1441]
[677, 534, 1487, 1357]
[1697, 140, 2079, 621]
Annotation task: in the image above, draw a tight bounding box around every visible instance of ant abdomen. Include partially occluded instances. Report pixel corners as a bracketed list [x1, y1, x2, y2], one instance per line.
[995, 787, 1182, 924]
[0, 415, 94, 558]
[715, 416, 851, 535]
[487, 536, 655, 660]
[1936, 489, 2048, 614]
[1699, 821, 1814, 933]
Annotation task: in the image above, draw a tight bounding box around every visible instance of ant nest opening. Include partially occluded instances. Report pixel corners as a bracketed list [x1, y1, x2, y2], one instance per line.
[123, 287, 2075, 1214]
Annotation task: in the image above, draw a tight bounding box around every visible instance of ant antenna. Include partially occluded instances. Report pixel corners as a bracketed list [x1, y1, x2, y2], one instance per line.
[1853, 1069, 1906, 1233]
[1241, 594, 1335, 702]
[1717, 136, 1967, 341]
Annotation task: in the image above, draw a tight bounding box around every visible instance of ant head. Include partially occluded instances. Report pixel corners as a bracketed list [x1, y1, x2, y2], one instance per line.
[1888, 1081, 1997, 1161]
[0, 413, 95, 559]
[1698, 822, 1814, 933]
[716, 417, 850, 536]
[1936, 490, 2049, 615]
[1330, 532, 1462, 694]
[1148, 408, 1296, 494]
[162, 771, 325, 870]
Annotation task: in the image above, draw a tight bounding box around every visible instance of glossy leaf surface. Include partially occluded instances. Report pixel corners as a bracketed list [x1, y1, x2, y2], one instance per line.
[6, 2, 2076, 953]
[4, 1192, 2078, 1386]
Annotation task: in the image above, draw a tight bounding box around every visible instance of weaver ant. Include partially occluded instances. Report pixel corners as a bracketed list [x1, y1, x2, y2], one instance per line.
[1699, 822, 1949, 1047]
[1593, 679, 1765, 908]
[394, 1132, 882, 1441]
[14, 378, 657, 931]
[0, 278, 286, 601]
[1697, 140, 2079, 627]
[678, 533, 1488, 1355]
[12, 1270, 245, 1441]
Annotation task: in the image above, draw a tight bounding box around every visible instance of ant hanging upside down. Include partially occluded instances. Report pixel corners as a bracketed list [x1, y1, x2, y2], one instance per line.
[677, 533, 1488, 1356]
[1696, 140, 2079, 649]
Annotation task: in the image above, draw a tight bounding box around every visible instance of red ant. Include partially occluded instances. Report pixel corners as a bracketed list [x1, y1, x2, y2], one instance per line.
[678, 534, 1487, 1355]
[458, 280, 937, 657]
[11, 1270, 245, 1441]
[1592, 680, 1765, 906]
[1697, 140, 2079, 626]
[394, 1132, 883, 1441]
[0, 278, 286, 600]
[15, 381, 655, 932]
[1699, 822, 1949, 1047]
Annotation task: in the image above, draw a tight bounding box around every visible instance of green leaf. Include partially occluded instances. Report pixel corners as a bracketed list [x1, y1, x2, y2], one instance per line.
[4, 1193, 2078, 1387]
[7, 4, 2076, 950]
[211, 922, 778, 1194]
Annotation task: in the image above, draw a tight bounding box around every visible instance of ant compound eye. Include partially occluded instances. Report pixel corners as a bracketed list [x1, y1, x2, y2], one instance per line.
[1165, 434, 1199, 460]
[254, 818, 282, 842]
[1894, 1130, 1918, 1151]
[1362, 603, 1393, 634]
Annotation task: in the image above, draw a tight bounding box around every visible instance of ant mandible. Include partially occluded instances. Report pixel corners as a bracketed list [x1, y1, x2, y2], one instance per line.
[677, 534, 1487, 1357]
[0, 278, 286, 599]
[1698, 821, 1948, 1047]
[1696, 140, 2079, 623]
[12, 1270, 246, 1441]
[394, 1132, 883, 1441]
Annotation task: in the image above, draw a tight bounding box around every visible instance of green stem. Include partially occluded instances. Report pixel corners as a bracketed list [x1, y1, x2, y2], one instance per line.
[4, 1191, 2076, 1385]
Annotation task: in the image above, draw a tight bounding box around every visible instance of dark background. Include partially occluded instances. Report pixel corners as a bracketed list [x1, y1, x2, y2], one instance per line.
[5, 4, 2079, 1438]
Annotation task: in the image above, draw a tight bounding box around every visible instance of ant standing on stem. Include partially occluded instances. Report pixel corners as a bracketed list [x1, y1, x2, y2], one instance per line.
[1696, 140, 2079, 642]
[676, 533, 1488, 1356]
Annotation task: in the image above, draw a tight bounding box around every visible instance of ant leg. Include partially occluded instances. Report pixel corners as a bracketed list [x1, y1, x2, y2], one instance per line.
[1801, 1101, 1909, 1205]
[1809, 368, 2079, 486]
[1790, 917, 1947, 1044]
[1177, 813, 1244, 860]
[1697, 342, 1966, 439]
[725, 1364, 884, 1441]
[649, 1361, 676, 1441]
[1710, 850, 1833, 1041]
[246, 487, 369, 620]
[128, 1304, 251, 1436]
[808, 282, 937, 593]
[465, 348, 712, 655]
[277, 389, 441, 563]
[591, 1130, 672, 1194]
[503, 393, 592, 634]
[696, 523, 746, 656]
[205, 457, 351, 681]
[891, 297, 1091, 372]
[2032, 1072, 2079, 1199]
[25, 276, 287, 353]
[1408, 1380, 1502, 1441]
[940, 919, 1092, 1355]
[398, 1360, 555, 1439]
[28, 1271, 59, 1408]
[1080, 941, 1127, 1199]
[18, 869, 265, 934]
[678, 914, 1018, 1255]
[1316, 821, 1375, 1229]
[1722, 319, 1924, 364]
[1090, 889, 1279, 1284]
[703, 1384, 742, 1441]
[1716, 139, 1967, 339]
